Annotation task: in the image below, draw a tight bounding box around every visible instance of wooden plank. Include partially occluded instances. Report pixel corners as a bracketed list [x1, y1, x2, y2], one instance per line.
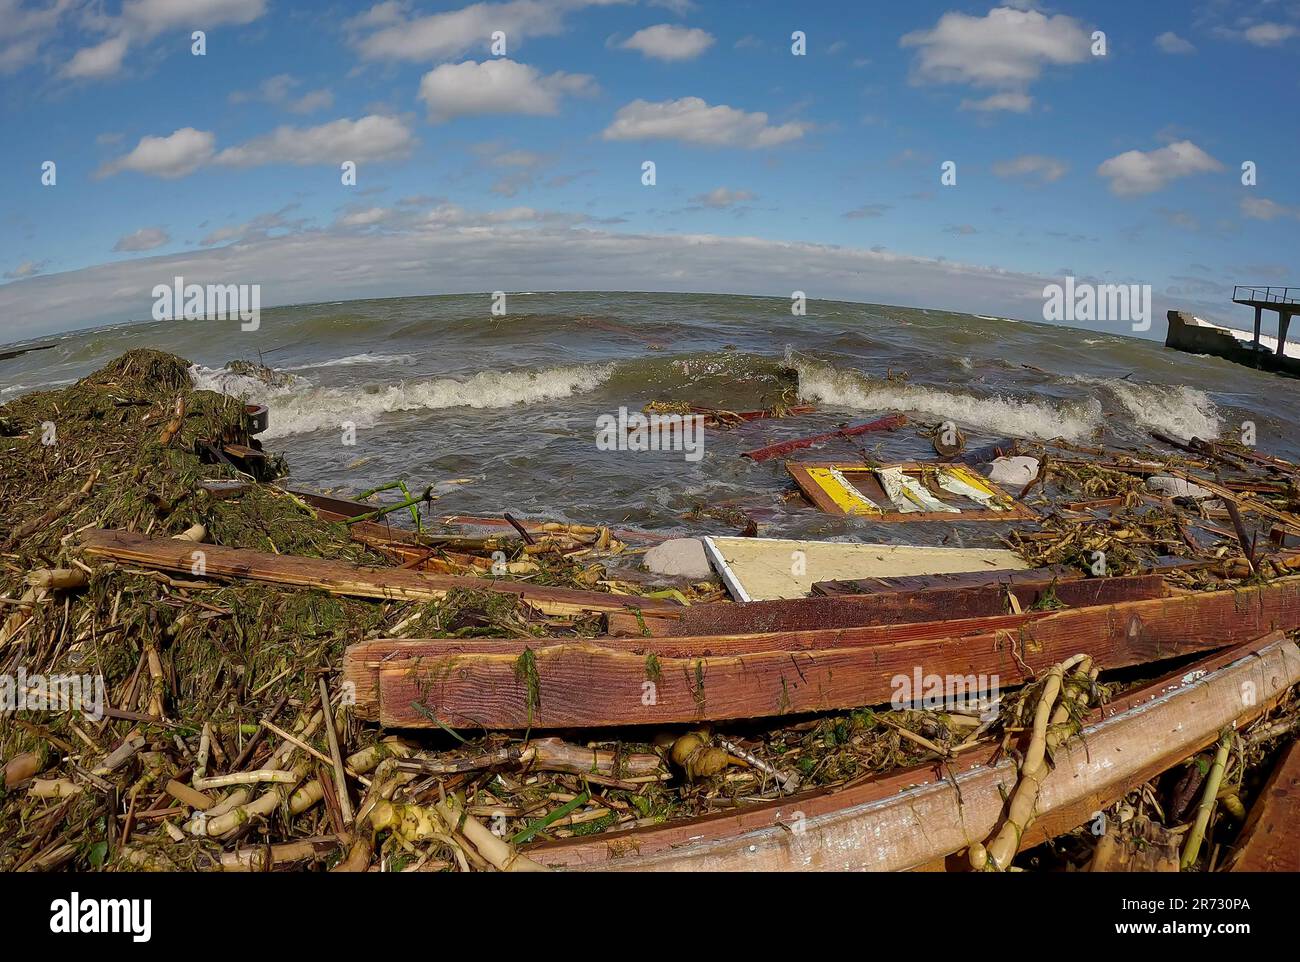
[813, 564, 1080, 596]
[367, 575, 1300, 728]
[346, 611, 1039, 719]
[531, 634, 1300, 869]
[76, 528, 681, 619]
[1226, 738, 1300, 872]
[739, 414, 907, 463]
[655, 574, 1165, 635]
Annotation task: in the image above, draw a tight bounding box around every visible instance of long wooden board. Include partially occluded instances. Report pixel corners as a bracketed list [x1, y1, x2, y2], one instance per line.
[362, 574, 1300, 728]
[345, 611, 1036, 719]
[76, 529, 681, 619]
[605, 572, 1164, 638]
[532, 634, 1300, 871]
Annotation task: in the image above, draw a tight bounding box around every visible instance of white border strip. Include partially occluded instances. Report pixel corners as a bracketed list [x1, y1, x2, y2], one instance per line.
[701, 536, 751, 603]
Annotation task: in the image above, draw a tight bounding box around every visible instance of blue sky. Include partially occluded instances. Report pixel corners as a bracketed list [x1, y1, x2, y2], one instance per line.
[2, 0, 1298, 340]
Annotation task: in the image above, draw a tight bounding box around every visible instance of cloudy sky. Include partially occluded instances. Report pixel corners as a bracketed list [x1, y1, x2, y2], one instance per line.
[2, 0, 1298, 342]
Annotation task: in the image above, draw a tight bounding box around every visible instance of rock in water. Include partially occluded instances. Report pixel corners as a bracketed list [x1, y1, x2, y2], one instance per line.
[644, 538, 714, 580]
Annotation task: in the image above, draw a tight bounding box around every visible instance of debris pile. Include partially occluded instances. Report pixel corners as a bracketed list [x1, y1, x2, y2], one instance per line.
[2, 350, 1298, 873]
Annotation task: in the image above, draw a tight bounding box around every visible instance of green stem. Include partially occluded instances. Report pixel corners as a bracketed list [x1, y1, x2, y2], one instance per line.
[511, 790, 590, 845]
[1181, 734, 1231, 870]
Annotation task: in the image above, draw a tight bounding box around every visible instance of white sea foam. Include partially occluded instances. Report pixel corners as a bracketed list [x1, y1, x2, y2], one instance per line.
[282, 353, 418, 371]
[794, 359, 1102, 441]
[190, 362, 612, 438]
[1071, 376, 1222, 440]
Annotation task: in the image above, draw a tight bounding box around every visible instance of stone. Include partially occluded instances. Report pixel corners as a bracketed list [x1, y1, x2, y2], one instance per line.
[643, 538, 714, 580]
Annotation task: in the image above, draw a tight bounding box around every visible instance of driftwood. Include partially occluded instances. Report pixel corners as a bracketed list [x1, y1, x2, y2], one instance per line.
[528, 634, 1300, 870]
[76, 528, 679, 618]
[352, 575, 1300, 728]
[397, 737, 665, 782]
[740, 414, 906, 463]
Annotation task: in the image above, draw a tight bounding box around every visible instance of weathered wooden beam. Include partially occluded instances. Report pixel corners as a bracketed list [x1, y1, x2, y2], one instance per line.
[1226, 737, 1300, 872]
[606, 572, 1166, 638]
[362, 575, 1300, 729]
[346, 611, 1037, 719]
[531, 634, 1300, 870]
[76, 528, 680, 619]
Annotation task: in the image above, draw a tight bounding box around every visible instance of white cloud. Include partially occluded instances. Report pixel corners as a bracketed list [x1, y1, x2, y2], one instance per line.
[690, 187, 755, 208]
[61, 0, 266, 79]
[62, 34, 128, 79]
[1155, 31, 1196, 54]
[231, 74, 334, 114]
[214, 115, 415, 166]
[1244, 23, 1297, 46]
[1240, 196, 1297, 221]
[200, 205, 306, 246]
[0, 0, 78, 74]
[113, 227, 170, 252]
[960, 91, 1033, 113]
[1097, 140, 1224, 196]
[122, 0, 266, 38]
[993, 154, 1067, 182]
[3, 259, 47, 280]
[349, 0, 614, 62]
[620, 23, 714, 61]
[602, 97, 807, 148]
[901, 7, 1090, 92]
[337, 207, 393, 227]
[418, 59, 596, 121]
[101, 116, 414, 177]
[100, 127, 217, 178]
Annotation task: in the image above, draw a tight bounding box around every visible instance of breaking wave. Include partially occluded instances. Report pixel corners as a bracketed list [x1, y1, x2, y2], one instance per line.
[1071, 376, 1222, 440]
[190, 362, 613, 438]
[792, 358, 1103, 441]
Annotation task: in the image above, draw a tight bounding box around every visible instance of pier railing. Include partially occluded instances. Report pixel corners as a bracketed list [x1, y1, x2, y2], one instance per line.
[1233, 286, 1300, 306]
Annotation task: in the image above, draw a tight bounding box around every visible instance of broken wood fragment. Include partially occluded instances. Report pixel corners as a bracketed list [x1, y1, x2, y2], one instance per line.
[76, 528, 679, 618]
[740, 414, 907, 463]
[1225, 737, 1300, 872]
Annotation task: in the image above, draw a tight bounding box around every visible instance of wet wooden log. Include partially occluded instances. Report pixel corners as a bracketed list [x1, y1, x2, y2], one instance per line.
[358, 575, 1300, 728]
[76, 528, 680, 618]
[528, 634, 1300, 870]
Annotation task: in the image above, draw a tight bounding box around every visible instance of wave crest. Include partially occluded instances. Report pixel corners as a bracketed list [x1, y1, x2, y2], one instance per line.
[190, 362, 612, 438]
